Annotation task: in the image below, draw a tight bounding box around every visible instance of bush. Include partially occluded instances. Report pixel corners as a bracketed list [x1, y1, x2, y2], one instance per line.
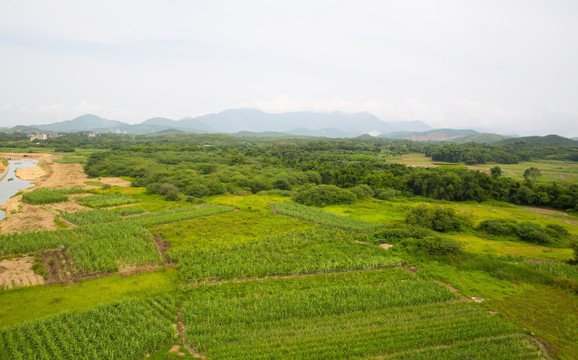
[545, 223, 569, 239]
[374, 188, 402, 200]
[419, 236, 463, 256]
[477, 219, 518, 236]
[515, 222, 552, 244]
[402, 236, 463, 256]
[406, 205, 467, 232]
[294, 185, 357, 207]
[164, 190, 180, 201]
[349, 185, 374, 200]
[185, 184, 210, 198]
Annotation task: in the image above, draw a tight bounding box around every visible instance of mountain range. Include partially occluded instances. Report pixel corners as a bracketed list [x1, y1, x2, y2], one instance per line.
[2, 109, 576, 144]
[19, 109, 434, 138]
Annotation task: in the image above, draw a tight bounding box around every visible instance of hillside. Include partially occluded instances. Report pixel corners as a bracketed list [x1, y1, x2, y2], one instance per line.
[11, 109, 433, 137]
[496, 134, 578, 146]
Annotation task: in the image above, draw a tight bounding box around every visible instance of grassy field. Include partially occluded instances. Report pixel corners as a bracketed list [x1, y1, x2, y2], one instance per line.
[0, 269, 178, 328]
[389, 152, 578, 183]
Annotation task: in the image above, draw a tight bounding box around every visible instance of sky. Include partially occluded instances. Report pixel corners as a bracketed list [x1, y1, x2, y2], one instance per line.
[1, 0, 577, 137]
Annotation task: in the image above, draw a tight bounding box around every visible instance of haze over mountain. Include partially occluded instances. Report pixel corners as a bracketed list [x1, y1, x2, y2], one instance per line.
[21, 109, 433, 138]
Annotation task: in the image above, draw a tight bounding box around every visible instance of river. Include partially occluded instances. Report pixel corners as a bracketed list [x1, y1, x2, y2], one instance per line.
[0, 159, 39, 220]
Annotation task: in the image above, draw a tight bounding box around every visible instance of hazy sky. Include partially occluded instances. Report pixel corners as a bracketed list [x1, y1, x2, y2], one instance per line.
[1, 0, 577, 136]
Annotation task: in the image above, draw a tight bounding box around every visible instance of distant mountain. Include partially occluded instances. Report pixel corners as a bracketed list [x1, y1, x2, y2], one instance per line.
[35, 114, 127, 132]
[3, 125, 44, 134]
[141, 117, 178, 126]
[186, 109, 431, 136]
[12, 109, 434, 137]
[380, 129, 477, 142]
[285, 127, 352, 138]
[230, 131, 312, 139]
[496, 134, 578, 146]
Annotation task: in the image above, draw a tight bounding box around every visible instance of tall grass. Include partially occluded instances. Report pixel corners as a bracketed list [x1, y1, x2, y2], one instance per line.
[22, 188, 86, 205]
[172, 228, 401, 283]
[0, 296, 176, 360]
[273, 202, 383, 232]
[182, 270, 542, 359]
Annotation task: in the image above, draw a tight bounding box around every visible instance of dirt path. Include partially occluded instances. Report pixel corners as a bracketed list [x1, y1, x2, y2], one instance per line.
[0, 256, 45, 289]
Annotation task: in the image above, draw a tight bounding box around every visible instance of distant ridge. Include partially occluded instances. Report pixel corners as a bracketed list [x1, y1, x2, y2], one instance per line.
[35, 114, 126, 132]
[6, 109, 434, 137]
[496, 134, 578, 146]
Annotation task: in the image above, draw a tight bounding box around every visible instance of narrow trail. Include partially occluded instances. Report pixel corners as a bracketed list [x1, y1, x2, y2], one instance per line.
[176, 307, 206, 359]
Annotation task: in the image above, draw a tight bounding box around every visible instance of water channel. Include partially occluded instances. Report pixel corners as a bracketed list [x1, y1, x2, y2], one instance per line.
[0, 159, 39, 220]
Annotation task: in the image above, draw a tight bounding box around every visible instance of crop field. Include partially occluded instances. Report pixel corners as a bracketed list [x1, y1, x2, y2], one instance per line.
[0, 202, 233, 276]
[390, 152, 578, 183]
[273, 201, 383, 232]
[182, 270, 547, 359]
[21, 187, 86, 205]
[0, 295, 177, 360]
[172, 228, 401, 283]
[1, 185, 576, 358]
[76, 193, 138, 208]
[154, 194, 313, 249]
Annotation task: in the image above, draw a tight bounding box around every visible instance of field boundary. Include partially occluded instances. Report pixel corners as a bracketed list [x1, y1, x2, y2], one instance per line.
[184, 264, 404, 287]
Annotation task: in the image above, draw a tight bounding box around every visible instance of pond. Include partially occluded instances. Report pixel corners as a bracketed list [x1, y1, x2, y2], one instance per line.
[0, 159, 39, 220]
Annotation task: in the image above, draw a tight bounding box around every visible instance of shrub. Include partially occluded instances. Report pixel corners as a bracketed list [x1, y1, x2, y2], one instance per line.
[185, 184, 210, 198]
[545, 223, 570, 239]
[164, 190, 180, 201]
[515, 222, 552, 244]
[374, 188, 402, 200]
[294, 185, 357, 207]
[419, 236, 463, 256]
[349, 185, 374, 200]
[402, 236, 463, 256]
[477, 219, 518, 236]
[406, 205, 467, 232]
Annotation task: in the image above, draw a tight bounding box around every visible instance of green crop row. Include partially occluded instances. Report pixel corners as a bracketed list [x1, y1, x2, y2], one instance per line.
[22, 187, 86, 205]
[76, 193, 138, 208]
[131, 204, 234, 227]
[0, 295, 177, 360]
[0, 222, 161, 275]
[172, 228, 401, 283]
[182, 270, 541, 359]
[273, 202, 383, 232]
[62, 204, 233, 227]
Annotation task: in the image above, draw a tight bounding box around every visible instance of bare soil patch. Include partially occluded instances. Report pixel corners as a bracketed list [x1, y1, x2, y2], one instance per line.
[0, 256, 45, 289]
[379, 243, 393, 250]
[154, 235, 172, 260]
[15, 167, 45, 181]
[435, 280, 472, 302]
[97, 176, 131, 187]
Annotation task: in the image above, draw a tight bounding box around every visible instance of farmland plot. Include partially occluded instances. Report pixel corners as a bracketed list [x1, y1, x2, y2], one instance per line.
[182, 270, 547, 359]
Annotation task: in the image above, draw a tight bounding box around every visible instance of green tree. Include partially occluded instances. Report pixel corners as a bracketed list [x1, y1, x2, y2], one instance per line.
[523, 167, 541, 180]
